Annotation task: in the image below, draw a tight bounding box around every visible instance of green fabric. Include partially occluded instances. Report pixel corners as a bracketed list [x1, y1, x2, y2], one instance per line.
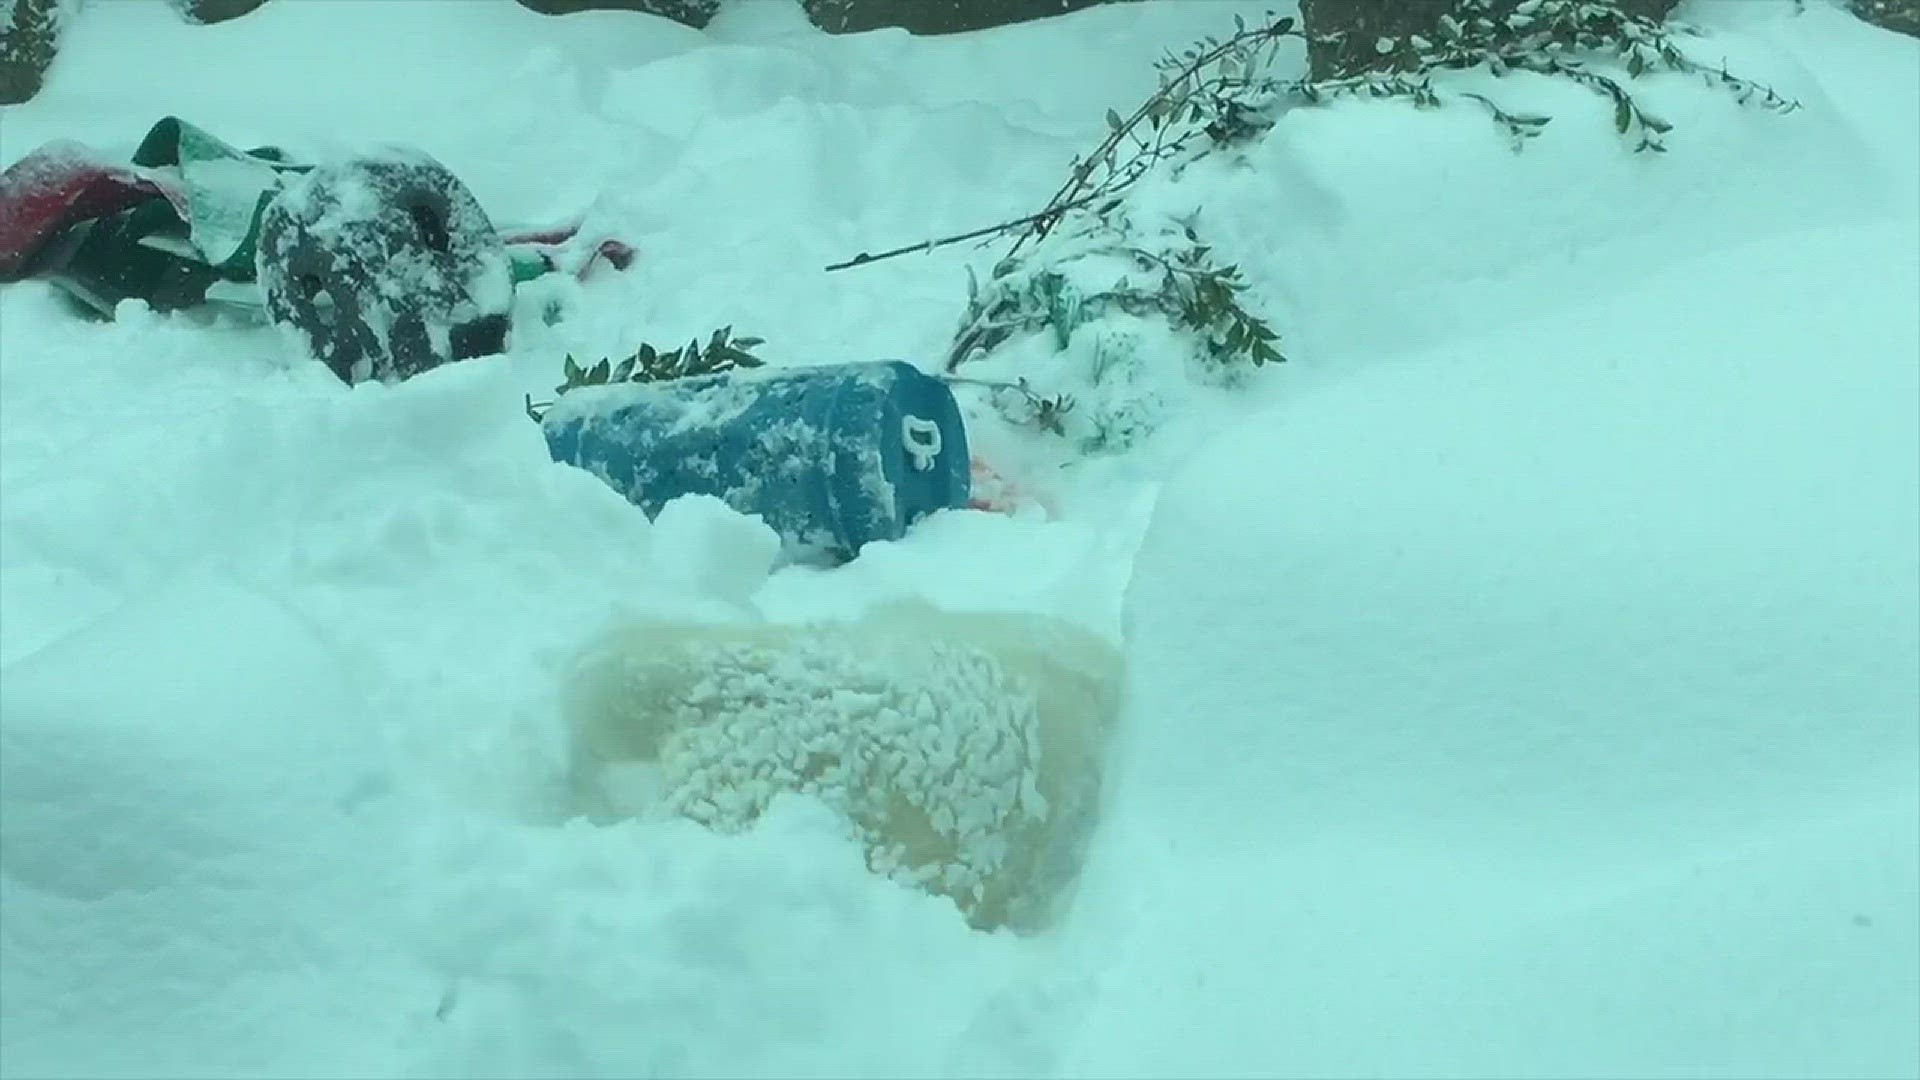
[41, 118, 587, 320]
[509, 249, 552, 284]
[131, 116, 311, 281]
[130, 119, 555, 288]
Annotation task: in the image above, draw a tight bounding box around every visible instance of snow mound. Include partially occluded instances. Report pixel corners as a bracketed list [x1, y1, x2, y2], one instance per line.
[1065, 162, 1920, 1080]
[2, 0, 1915, 1075]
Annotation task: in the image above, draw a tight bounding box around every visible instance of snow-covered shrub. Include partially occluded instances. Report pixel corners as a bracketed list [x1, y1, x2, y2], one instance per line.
[1294, 0, 1800, 152]
[562, 599, 1125, 931]
[837, 2, 1799, 450]
[1, 0, 77, 105]
[1846, 0, 1920, 37]
[1298, 0, 1677, 80]
[949, 209, 1275, 452]
[926, 14, 1300, 451]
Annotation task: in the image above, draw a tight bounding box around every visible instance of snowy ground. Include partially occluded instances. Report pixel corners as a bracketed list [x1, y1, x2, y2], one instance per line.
[2, 1, 1916, 1077]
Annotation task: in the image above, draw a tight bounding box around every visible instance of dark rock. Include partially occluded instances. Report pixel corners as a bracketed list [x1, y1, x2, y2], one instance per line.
[168, 0, 273, 24]
[802, 0, 1134, 36]
[512, 0, 722, 28]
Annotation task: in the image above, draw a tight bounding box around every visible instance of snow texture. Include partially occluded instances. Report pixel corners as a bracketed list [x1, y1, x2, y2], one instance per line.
[1, 0, 1915, 1076]
[564, 599, 1123, 929]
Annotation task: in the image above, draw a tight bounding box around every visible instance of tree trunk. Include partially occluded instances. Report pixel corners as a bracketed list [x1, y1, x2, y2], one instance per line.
[511, 0, 722, 28]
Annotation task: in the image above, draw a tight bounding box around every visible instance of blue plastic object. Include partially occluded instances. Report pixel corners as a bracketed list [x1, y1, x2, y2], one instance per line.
[541, 360, 972, 561]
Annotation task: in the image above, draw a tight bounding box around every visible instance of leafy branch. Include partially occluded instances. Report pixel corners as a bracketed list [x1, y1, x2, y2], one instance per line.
[1131, 245, 1285, 367]
[940, 374, 1077, 437]
[524, 326, 766, 422]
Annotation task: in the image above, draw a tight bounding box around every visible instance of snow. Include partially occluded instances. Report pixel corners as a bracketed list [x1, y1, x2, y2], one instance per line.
[2, 0, 1916, 1076]
[1069, 209, 1920, 1080]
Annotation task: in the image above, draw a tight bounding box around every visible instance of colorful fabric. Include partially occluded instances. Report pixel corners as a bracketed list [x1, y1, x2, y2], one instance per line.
[0, 117, 636, 316]
[129, 116, 309, 277]
[502, 225, 637, 284]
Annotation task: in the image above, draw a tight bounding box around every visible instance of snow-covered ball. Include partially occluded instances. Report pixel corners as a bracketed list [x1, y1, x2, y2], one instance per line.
[561, 599, 1124, 930]
[256, 150, 513, 386]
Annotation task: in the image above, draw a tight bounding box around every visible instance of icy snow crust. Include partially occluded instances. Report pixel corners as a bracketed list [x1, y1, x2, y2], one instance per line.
[2, 0, 1916, 1077]
[564, 599, 1122, 930]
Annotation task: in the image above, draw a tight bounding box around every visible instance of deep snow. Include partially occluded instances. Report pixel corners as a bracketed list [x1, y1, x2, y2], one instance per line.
[2, 0, 1916, 1077]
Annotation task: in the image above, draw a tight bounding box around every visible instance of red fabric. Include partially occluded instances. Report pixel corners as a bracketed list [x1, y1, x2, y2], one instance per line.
[967, 457, 1053, 515]
[500, 224, 579, 247]
[0, 141, 189, 281]
[589, 238, 637, 274]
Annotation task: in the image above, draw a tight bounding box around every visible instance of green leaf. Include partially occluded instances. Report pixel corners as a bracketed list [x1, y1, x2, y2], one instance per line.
[611, 355, 637, 382]
[1614, 97, 1633, 134]
[1106, 108, 1124, 132]
[1225, 321, 1250, 355]
[587, 358, 611, 385]
[563, 354, 583, 382]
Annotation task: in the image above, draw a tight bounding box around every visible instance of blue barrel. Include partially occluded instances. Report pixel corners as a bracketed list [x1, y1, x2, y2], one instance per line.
[541, 360, 971, 561]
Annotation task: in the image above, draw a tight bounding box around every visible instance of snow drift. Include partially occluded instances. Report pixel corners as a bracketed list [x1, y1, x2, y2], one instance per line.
[1, 0, 1914, 1077]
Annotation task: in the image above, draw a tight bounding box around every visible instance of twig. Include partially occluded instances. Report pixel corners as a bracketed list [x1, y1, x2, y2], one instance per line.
[939, 373, 1046, 402]
[822, 194, 1105, 273]
[824, 12, 1301, 275]
[940, 373, 1075, 435]
[1005, 17, 1298, 261]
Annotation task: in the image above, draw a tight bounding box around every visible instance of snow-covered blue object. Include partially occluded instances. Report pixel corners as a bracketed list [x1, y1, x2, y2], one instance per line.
[541, 360, 971, 561]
